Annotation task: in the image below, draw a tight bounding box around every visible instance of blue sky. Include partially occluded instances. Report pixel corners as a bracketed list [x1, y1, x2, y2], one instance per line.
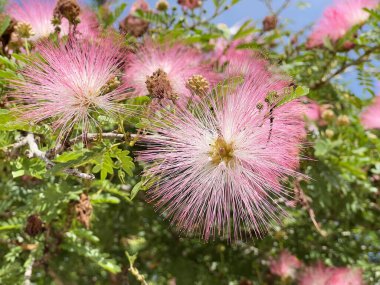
[127, 0, 373, 96]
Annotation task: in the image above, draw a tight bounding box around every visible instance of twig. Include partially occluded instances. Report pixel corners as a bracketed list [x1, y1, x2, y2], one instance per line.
[310, 45, 380, 90]
[47, 268, 64, 285]
[294, 177, 327, 237]
[70, 132, 130, 145]
[275, 0, 291, 16]
[24, 256, 35, 285]
[50, 132, 136, 155]
[24, 133, 95, 180]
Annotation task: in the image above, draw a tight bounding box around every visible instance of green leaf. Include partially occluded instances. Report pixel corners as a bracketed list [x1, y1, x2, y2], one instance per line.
[135, 9, 167, 25]
[0, 224, 22, 231]
[50, 151, 95, 175]
[111, 149, 135, 177]
[276, 86, 310, 107]
[97, 259, 121, 274]
[130, 181, 143, 200]
[55, 149, 89, 163]
[90, 194, 120, 204]
[0, 16, 10, 37]
[233, 20, 257, 40]
[92, 151, 114, 180]
[113, 3, 127, 21]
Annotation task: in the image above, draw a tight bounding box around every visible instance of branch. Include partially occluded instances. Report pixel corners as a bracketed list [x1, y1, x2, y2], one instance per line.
[294, 177, 327, 237]
[70, 132, 129, 145]
[24, 256, 35, 285]
[310, 45, 380, 90]
[275, 0, 291, 16]
[24, 133, 95, 180]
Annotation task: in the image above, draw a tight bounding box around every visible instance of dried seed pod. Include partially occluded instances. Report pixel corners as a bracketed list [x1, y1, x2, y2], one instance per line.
[74, 193, 93, 229]
[25, 214, 45, 237]
[53, 0, 81, 30]
[146, 69, 178, 101]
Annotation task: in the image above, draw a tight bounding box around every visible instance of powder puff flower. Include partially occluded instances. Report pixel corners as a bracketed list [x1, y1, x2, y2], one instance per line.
[299, 263, 334, 285]
[303, 99, 321, 122]
[269, 250, 302, 279]
[178, 0, 202, 9]
[212, 37, 254, 66]
[326, 268, 364, 285]
[224, 54, 268, 79]
[137, 63, 304, 241]
[307, 0, 379, 48]
[361, 96, 380, 129]
[226, 55, 305, 167]
[123, 42, 218, 106]
[10, 38, 130, 140]
[7, 0, 99, 41]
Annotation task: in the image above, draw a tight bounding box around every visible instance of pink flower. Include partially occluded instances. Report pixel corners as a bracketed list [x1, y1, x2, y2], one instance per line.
[307, 0, 379, 48]
[7, 0, 56, 40]
[303, 99, 321, 122]
[224, 54, 268, 79]
[299, 263, 335, 285]
[212, 37, 254, 66]
[130, 0, 150, 13]
[10, 38, 130, 140]
[361, 96, 380, 129]
[269, 250, 302, 279]
[137, 62, 304, 241]
[326, 268, 364, 285]
[74, 8, 100, 38]
[178, 0, 202, 9]
[7, 0, 99, 41]
[123, 41, 218, 106]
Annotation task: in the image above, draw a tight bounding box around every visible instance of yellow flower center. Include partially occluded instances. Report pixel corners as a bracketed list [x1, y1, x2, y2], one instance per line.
[209, 136, 234, 165]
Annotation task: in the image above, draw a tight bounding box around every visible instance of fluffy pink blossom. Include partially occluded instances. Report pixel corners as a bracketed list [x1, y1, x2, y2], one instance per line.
[299, 263, 335, 285]
[137, 63, 304, 241]
[7, 0, 99, 41]
[326, 268, 364, 285]
[269, 250, 302, 279]
[130, 0, 150, 13]
[307, 0, 379, 48]
[178, 0, 202, 9]
[361, 96, 380, 129]
[226, 55, 304, 169]
[224, 54, 268, 79]
[123, 42, 218, 106]
[10, 38, 130, 140]
[303, 99, 321, 122]
[212, 37, 254, 66]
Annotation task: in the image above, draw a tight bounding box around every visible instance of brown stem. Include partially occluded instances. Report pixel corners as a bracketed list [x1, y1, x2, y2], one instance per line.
[310, 45, 380, 90]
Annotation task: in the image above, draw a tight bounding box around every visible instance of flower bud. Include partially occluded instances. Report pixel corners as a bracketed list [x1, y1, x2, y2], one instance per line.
[186, 74, 210, 97]
[263, 15, 278, 32]
[321, 109, 335, 121]
[337, 115, 350, 126]
[119, 15, 149, 37]
[325, 129, 334, 138]
[156, 0, 169, 11]
[14, 22, 34, 39]
[367, 132, 377, 140]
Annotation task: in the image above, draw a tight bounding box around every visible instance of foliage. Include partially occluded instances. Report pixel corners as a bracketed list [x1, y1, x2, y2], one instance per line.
[0, 0, 379, 284]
